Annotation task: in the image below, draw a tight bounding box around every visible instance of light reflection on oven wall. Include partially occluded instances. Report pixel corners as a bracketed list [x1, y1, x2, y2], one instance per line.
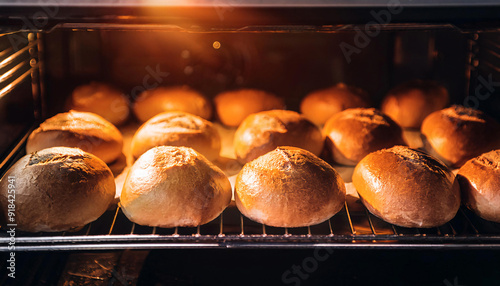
[40, 28, 499, 121]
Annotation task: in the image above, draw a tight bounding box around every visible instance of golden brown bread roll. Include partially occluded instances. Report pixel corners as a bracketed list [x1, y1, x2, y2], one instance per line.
[421, 105, 500, 168]
[26, 110, 124, 164]
[300, 83, 370, 125]
[323, 108, 406, 166]
[234, 110, 323, 164]
[458, 150, 500, 223]
[235, 146, 346, 227]
[69, 82, 130, 126]
[130, 111, 221, 161]
[121, 146, 232, 227]
[382, 80, 449, 129]
[352, 146, 461, 228]
[214, 89, 284, 127]
[133, 86, 212, 122]
[0, 147, 115, 232]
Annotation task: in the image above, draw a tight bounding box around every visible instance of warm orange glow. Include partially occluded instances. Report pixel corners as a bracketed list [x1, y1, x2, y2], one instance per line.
[213, 41, 221, 50]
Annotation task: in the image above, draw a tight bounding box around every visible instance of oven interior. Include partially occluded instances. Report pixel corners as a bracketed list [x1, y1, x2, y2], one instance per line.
[0, 22, 500, 251]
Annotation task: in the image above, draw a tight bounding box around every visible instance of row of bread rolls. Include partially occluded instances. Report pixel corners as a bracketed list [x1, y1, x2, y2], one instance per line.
[320, 104, 500, 168]
[0, 145, 232, 232]
[67, 79, 449, 129]
[301, 80, 449, 128]
[67, 82, 283, 127]
[24, 109, 223, 166]
[354, 146, 500, 227]
[65, 79, 500, 167]
[236, 104, 500, 169]
[8, 109, 232, 232]
[0, 108, 332, 231]
[236, 144, 500, 229]
[232, 106, 499, 227]
[18, 101, 500, 203]
[3, 142, 498, 232]
[2, 80, 499, 232]
[0, 139, 497, 233]
[25, 103, 500, 171]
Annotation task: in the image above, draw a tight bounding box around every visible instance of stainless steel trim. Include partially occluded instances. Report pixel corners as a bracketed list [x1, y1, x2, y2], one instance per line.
[3, 243, 500, 252]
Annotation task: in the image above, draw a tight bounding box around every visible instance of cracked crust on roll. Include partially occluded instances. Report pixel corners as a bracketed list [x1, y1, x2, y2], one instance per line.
[121, 146, 232, 228]
[382, 80, 449, 129]
[26, 110, 123, 164]
[323, 108, 406, 166]
[0, 147, 115, 232]
[352, 146, 460, 228]
[234, 110, 323, 164]
[131, 111, 221, 161]
[235, 146, 346, 228]
[421, 105, 500, 168]
[458, 150, 500, 223]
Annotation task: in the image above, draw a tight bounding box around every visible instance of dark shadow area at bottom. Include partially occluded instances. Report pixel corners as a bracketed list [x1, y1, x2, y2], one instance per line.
[138, 249, 500, 286]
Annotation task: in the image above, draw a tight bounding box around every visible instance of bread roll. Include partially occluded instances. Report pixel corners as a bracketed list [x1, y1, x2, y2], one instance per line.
[130, 111, 221, 161]
[421, 105, 500, 168]
[235, 146, 346, 227]
[26, 110, 124, 164]
[214, 89, 284, 127]
[458, 150, 500, 223]
[300, 83, 369, 125]
[234, 110, 323, 164]
[382, 80, 449, 129]
[0, 147, 115, 232]
[69, 82, 130, 126]
[133, 86, 212, 122]
[121, 146, 232, 227]
[352, 146, 460, 228]
[323, 108, 406, 166]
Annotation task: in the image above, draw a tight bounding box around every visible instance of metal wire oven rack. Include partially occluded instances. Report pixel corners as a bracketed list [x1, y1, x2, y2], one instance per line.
[1, 197, 500, 251]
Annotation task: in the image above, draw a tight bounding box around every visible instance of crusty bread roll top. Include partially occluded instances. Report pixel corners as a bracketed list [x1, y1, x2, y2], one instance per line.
[131, 111, 221, 161]
[458, 150, 500, 223]
[0, 147, 115, 232]
[382, 80, 449, 129]
[300, 83, 370, 125]
[214, 89, 284, 127]
[353, 146, 460, 228]
[70, 82, 130, 126]
[121, 146, 232, 228]
[421, 105, 500, 168]
[234, 110, 324, 164]
[133, 86, 213, 122]
[323, 108, 405, 166]
[26, 110, 124, 164]
[235, 146, 346, 228]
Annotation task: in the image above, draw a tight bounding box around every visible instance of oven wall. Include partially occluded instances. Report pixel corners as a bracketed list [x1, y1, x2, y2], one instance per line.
[0, 32, 39, 166]
[41, 28, 472, 117]
[470, 32, 500, 121]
